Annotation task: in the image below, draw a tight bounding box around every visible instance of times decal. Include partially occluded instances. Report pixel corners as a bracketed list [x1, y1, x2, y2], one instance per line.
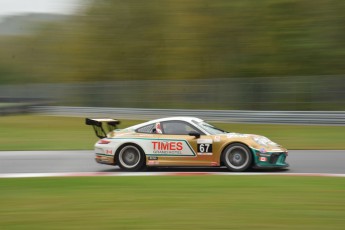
[149, 140, 195, 156]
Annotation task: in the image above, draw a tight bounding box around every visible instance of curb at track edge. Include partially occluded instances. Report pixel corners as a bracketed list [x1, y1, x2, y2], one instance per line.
[0, 172, 345, 178]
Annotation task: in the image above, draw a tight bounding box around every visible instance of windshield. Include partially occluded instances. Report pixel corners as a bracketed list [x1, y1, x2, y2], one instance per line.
[195, 121, 227, 135]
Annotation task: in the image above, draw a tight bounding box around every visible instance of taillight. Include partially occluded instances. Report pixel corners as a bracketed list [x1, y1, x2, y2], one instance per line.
[98, 139, 111, 144]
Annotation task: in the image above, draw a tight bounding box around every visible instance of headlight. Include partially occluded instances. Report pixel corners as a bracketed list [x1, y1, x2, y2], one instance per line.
[252, 136, 278, 147]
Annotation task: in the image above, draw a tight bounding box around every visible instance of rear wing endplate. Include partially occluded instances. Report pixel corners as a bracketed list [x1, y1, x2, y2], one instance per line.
[85, 118, 120, 139]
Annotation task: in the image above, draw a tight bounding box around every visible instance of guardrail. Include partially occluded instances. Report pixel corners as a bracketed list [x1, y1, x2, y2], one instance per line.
[2, 76, 345, 111]
[0, 99, 49, 116]
[33, 106, 345, 125]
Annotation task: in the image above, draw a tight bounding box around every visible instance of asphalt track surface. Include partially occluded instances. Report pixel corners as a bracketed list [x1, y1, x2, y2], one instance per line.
[0, 150, 344, 174]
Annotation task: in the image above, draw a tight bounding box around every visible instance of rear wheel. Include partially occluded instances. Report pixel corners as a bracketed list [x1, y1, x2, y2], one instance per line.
[116, 144, 145, 171]
[222, 143, 252, 172]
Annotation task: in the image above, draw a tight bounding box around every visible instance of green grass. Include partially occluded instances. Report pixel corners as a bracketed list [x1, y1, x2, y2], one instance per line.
[0, 176, 344, 230]
[0, 103, 29, 108]
[221, 123, 345, 150]
[0, 115, 344, 150]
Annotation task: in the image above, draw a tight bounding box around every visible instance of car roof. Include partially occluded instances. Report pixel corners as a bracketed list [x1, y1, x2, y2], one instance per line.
[150, 116, 204, 123]
[127, 116, 204, 130]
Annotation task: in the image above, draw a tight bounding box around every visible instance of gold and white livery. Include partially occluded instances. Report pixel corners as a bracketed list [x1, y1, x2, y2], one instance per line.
[86, 117, 289, 172]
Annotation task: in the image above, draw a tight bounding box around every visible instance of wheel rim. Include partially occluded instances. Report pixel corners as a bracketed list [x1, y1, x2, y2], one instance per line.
[225, 146, 249, 170]
[119, 146, 141, 169]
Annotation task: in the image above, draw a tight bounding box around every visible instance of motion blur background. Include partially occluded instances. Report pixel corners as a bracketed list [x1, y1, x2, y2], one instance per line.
[1, 3, 344, 230]
[0, 0, 344, 110]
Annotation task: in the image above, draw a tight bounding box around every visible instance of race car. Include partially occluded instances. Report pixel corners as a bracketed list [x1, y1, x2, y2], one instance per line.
[86, 117, 288, 172]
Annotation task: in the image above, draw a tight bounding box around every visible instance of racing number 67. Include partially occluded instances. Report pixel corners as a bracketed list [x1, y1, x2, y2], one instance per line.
[198, 143, 212, 153]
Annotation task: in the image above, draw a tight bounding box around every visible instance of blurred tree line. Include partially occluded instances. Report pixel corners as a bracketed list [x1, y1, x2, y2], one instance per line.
[0, 0, 344, 84]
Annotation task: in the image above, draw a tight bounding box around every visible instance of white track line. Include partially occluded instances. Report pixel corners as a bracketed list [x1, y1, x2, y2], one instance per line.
[0, 172, 345, 178]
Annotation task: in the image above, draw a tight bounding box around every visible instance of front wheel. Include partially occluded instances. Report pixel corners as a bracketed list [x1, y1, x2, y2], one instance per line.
[116, 144, 145, 171]
[222, 143, 252, 172]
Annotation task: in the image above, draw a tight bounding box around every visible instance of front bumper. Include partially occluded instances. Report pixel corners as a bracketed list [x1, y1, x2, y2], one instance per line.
[251, 148, 289, 169]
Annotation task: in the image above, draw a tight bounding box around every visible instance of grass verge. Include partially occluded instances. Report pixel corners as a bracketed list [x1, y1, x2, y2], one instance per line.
[0, 115, 344, 150]
[0, 176, 344, 230]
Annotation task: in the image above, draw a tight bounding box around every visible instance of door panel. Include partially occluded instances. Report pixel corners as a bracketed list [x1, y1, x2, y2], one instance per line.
[148, 135, 216, 166]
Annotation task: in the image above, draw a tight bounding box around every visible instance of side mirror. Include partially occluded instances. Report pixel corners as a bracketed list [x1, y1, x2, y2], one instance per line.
[189, 131, 201, 138]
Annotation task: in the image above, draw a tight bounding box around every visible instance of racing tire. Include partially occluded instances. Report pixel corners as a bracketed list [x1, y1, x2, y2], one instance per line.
[222, 143, 252, 172]
[116, 144, 145, 171]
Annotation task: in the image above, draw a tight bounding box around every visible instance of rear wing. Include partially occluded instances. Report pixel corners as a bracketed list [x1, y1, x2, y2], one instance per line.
[85, 118, 120, 139]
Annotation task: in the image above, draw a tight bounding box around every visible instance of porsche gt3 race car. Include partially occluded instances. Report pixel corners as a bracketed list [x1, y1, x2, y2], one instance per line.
[86, 117, 288, 172]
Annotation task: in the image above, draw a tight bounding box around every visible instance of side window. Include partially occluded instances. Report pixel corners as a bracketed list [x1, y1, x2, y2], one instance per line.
[161, 121, 200, 135]
[136, 124, 154, 133]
